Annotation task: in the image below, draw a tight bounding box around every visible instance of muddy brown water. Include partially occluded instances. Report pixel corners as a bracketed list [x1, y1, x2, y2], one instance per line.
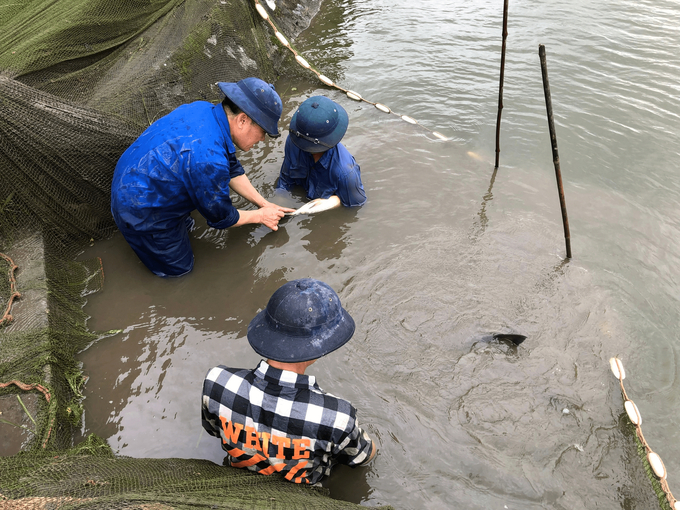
[78, 0, 680, 508]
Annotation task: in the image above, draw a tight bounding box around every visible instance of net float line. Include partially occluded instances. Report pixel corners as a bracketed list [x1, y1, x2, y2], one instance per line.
[253, 0, 449, 141]
[0, 252, 21, 327]
[610, 357, 678, 509]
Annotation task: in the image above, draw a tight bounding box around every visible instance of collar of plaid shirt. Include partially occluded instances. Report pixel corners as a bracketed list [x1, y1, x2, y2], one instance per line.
[254, 360, 318, 390]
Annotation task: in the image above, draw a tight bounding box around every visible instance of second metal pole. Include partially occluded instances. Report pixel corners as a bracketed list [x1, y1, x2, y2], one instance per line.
[539, 44, 572, 259]
[494, 0, 509, 169]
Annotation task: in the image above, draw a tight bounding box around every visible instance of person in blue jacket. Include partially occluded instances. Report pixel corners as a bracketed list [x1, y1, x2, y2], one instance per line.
[111, 77, 293, 277]
[277, 96, 366, 212]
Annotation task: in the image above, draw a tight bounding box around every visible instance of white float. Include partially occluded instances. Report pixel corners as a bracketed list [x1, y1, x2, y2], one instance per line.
[346, 91, 362, 101]
[275, 31, 289, 47]
[624, 400, 641, 425]
[401, 115, 417, 124]
[647, 451, 666, 480]
[255, 3, 268, 19]
[433, 131, 447, 140]
[374, 103, 391, 113]
[295, 55, 310, 69]
[609, 357, 626, 380]
[318, 74, 333, 86]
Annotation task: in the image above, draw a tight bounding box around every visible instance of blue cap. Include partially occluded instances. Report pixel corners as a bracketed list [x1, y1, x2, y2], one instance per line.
[289, 96, 349, 153]
[218, 78, 282, 137]
[247, 278, 355, 362]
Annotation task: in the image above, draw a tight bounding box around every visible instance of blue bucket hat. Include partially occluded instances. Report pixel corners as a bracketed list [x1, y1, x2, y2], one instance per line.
[289, 96, 349, 153]
[218, 77, 282, 137]
[247, 278, 356, 362]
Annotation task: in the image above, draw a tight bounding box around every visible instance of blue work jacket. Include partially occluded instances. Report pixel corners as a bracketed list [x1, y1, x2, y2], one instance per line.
[277, 137, 366, 207]
[111, 101, 244, 234]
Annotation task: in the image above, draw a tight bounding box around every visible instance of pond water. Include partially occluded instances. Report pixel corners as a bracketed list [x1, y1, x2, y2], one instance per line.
[77, 0, 680, 508]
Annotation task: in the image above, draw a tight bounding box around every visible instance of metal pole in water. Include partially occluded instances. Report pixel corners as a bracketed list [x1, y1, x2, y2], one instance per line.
[494, 0, 509, 169]
[539, 44, 572, 259]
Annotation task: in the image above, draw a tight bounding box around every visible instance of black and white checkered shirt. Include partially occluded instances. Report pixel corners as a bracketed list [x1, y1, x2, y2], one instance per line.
[201, 360, 373, 484]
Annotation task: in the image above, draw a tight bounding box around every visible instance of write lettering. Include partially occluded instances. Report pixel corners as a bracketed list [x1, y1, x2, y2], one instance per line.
[271, 435, 291, 459]
[219, 416, 244, 444]
[292, 438, 311, 459]
[219, 418, 308, 461]
[244, 426, 262, 451]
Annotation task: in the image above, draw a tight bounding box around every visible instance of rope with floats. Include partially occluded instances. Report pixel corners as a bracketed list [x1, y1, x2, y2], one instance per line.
[610, 357, 678, 509]
[253, 0, 449, 141]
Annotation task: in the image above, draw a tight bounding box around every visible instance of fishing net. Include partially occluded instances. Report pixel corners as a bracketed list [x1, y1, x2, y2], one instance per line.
[0, 436, 384, 510]
[0, 1, 394, 508]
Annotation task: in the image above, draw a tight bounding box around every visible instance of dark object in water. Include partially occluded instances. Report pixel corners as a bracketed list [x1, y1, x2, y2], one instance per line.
[474, 333, 527, 347]
[492, 333, 527, 345]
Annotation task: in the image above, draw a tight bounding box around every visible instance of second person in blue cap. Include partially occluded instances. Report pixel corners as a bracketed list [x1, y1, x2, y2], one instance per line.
[277, 96, 366, 213]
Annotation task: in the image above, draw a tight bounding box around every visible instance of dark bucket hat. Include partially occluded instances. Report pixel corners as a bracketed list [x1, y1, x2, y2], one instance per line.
[218, 77, 282, 137]
[247, 278, 356, 362]
[289, 96, 349, 153]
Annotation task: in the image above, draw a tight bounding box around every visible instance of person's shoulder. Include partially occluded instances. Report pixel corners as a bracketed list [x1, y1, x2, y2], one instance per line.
[334, 142, 356, 159]
[330, 143, 358, 169]
[302, 388, 358, 440]
[326, 144, 360, 188]
[164, 100, 212, 118]
[203, 365, 251, 384]
[177, 100, 214, 111]
[313, 387, 357, 417]
[150, 101, 215, 134]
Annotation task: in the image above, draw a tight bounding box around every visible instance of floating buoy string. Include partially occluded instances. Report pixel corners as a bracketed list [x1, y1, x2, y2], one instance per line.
[609, 357, 678, 509]
[253, 0, 449, 141]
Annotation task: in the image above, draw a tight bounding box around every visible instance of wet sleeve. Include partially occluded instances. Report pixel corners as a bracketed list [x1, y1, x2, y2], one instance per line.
[333, 416, 374, 466]
[201, 374, 222, 438]
[336, 161, 367, 207]
[184, 155, 241, 229]
[201, 404, 221, 438]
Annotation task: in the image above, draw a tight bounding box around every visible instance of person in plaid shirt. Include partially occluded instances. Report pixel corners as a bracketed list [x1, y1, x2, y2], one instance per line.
[201, 278, 377, 484]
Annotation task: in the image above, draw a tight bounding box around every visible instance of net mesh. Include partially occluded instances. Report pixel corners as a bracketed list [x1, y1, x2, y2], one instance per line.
[0, 1, 393, 508]
[0, 436, 382, 510]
